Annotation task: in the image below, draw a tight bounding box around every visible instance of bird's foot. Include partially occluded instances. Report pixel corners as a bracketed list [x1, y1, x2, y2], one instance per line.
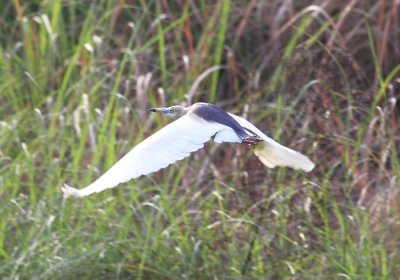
[242, 135, 263, 145]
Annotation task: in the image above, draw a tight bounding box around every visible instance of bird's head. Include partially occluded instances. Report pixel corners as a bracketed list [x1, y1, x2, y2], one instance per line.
[148, 105, 188, 119]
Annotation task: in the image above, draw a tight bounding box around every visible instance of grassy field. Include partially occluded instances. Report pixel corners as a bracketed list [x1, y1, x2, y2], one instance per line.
[1, 0, 399, 279]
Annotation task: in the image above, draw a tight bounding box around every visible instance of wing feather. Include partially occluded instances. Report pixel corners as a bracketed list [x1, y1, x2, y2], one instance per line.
[228, 113, 315, 172]
[62, 115, 227, 197]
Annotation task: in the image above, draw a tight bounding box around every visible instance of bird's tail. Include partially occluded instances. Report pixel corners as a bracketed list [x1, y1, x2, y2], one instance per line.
[61, 184, 85, 198]
[254, 141, 315, 172]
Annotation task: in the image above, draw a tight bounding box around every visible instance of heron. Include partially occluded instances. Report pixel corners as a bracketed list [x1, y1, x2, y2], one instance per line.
[62, 102, 315, 197]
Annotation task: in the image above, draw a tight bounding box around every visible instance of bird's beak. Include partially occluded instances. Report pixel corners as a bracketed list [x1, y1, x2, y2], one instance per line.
[148, 107, 168, 114]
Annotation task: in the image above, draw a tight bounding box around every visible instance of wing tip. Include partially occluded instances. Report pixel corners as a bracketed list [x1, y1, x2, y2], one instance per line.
[61, 183, 84, 198]
[300, 160, 315, 172]
[255, 142, 316, 172]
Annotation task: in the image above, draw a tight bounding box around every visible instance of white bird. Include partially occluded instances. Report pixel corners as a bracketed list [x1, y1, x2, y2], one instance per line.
[62, 103, 315, 197]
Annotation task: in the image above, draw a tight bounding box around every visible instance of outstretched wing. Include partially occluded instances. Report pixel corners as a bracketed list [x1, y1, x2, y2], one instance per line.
[62, 115, 229, 197]
[228, 113, 315, 172]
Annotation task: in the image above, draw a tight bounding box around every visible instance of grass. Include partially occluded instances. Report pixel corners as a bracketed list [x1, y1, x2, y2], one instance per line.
[1, 0, 400, 279]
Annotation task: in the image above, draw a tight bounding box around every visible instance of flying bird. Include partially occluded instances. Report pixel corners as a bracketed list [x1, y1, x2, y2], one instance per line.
[62, 103, 315, 197]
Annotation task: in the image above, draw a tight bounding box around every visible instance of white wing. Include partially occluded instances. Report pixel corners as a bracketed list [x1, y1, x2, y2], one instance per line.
[228, 113, 315, 172]
[62, 115, 232, 197]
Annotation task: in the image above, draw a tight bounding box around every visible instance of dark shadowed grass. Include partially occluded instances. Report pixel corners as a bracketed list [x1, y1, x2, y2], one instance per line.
[0, 0, 399, 279]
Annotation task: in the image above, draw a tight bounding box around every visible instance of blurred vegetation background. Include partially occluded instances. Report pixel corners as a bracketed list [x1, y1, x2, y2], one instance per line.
[0, 0, 399, 279]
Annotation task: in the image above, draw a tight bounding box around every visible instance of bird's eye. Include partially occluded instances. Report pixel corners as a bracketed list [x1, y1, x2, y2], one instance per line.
[169, 108, 174, 113]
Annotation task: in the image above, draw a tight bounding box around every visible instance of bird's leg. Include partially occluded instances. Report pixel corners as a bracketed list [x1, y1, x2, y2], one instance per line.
[242, 135, 263, 145]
